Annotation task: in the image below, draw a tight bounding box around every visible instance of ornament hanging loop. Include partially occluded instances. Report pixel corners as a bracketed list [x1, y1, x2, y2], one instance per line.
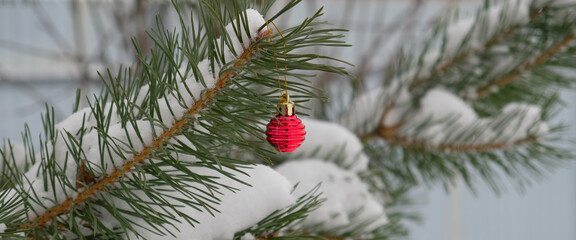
[265, 20, 306, 153]
[266, 20, 289, 97]
[277, 94, 295, 116]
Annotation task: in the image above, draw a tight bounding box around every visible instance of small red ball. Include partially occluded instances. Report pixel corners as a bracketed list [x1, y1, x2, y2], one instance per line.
[266, 115, 306, 152]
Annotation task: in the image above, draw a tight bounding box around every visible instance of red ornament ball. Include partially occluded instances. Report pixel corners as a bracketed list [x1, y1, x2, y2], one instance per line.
[266, 115, 306, 152]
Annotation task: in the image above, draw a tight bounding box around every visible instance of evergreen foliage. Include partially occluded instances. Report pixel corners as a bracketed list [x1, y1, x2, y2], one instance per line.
[0, 0, 349, 239]
[1, 0, 576, 239]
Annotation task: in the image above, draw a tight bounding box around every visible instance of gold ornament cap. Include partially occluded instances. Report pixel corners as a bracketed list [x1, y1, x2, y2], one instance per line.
[277, 94, 295, 116]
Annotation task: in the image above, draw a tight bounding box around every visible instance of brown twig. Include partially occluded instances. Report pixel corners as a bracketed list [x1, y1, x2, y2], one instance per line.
[381, 128, 537, 152]
[409, 9, 544, 92]
[361, 100, 538, 152]
[364, 9, 563, 150]
[20, 30, 271, 232]
[475, 33, 575, 98]
[360, 101, 399, 143]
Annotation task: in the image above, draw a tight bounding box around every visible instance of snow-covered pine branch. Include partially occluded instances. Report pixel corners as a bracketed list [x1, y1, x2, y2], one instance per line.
[340, 0, 576, 192]
[405, 0, 576, 110]
[380, 88, 549, 150]
[247, 118, 391, 238]
[0, 2, 350, 238]
[4, 8, 274, 237]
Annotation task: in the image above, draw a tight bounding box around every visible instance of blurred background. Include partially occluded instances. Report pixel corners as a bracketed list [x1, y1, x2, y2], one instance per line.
[0, 1, 574, 239]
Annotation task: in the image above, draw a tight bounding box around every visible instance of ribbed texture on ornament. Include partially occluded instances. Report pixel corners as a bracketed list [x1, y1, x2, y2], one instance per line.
[266, 115, 306, 152]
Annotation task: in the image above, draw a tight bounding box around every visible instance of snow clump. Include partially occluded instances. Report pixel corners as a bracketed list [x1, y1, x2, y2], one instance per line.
[276, 159, 388, 234]
[122, 165, 295, 240]
[405, 88, 548, 146]
[290, 119, 369, 172]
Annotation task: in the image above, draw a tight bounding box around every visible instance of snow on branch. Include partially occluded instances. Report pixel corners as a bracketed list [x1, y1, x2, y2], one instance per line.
[123, 165, 295, 240]
[14, 9, 271, 233]
[348, 0, 576, 152]
[288, 118, 370, 172]
[406, 0, 532, 91]
[340, 81, 411, 137]
[265, 120, 391, 238]
[0, 141, 28, 180]
[364, 88, 548, 152]
[276, 159, 388, 236]
[334, 0, 576, 195]
[396, 0, 576, 104]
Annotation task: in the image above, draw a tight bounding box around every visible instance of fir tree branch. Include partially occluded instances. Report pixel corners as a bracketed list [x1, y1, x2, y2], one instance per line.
[475, 33, 575, 98]
[20, 30, 271, 232]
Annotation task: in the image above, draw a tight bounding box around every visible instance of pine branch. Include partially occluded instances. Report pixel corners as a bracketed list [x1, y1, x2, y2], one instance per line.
[0, 1, 351, 238]
[377, 125, 538, 152]
[412, 9, 543, 90]
[365, 103, 541, 153]
[233, 186, 324, 240]
[342, 0, 576, 195]
[475, 33, 575, 98]
[20, 30, 272, 232]
[397, 1, 576, 109]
